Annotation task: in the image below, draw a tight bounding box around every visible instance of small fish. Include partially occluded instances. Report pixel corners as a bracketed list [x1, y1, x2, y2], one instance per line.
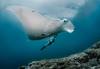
[6, 5, 75, 51]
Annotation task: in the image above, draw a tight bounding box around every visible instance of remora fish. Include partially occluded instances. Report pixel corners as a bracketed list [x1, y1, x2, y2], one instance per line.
[6, 6, 75, 51]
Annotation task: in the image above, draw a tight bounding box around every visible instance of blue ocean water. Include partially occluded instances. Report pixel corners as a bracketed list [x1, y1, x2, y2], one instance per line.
[0, 0, 100, 69]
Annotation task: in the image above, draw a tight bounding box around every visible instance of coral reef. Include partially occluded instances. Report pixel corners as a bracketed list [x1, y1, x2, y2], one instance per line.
[19, 41, 100, 69]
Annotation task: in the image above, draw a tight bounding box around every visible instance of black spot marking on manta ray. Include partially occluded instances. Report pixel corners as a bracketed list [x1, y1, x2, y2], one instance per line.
[41, 33, 46, 36]
[41, 33, 47, 37]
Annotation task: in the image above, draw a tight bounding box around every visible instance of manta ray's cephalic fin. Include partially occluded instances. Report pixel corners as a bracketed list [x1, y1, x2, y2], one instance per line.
[40, 34, 57, 51]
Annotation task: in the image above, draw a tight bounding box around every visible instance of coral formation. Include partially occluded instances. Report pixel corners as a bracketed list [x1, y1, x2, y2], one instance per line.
[19, 41, 100, 69]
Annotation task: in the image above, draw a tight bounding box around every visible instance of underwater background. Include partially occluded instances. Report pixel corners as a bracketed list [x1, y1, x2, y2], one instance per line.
[0, 0, 100, 69]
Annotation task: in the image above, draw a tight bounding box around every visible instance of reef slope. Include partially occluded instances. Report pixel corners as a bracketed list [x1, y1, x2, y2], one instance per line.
[20, 41, 100, 69]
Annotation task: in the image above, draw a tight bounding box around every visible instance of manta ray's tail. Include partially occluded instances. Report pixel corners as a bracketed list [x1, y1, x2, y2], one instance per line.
[62, 19, 75, 33]
[40, 45, 49, 51]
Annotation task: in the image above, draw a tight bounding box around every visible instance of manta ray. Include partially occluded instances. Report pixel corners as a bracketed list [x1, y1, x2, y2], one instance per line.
[6, 6, 75, 51]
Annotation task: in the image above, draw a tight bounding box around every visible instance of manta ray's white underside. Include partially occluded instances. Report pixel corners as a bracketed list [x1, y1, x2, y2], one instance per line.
[6, 6, 63, 39]
[6, 5, 75, 50]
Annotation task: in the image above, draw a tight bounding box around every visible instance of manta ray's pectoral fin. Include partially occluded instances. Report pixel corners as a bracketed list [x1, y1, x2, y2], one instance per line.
[40, 35, 57, 51]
